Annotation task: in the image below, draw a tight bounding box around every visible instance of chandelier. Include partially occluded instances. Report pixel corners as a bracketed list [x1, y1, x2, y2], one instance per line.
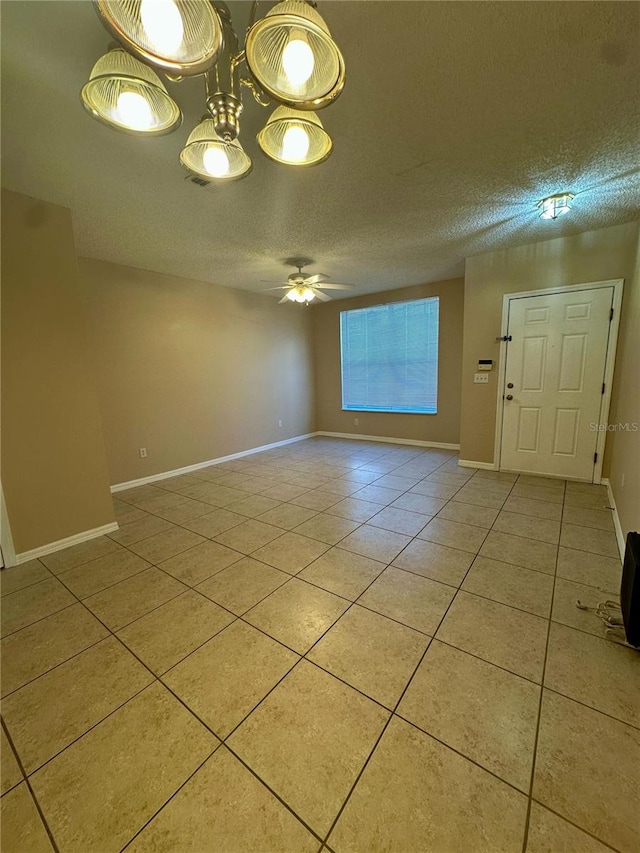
[81, 0, 345, 181]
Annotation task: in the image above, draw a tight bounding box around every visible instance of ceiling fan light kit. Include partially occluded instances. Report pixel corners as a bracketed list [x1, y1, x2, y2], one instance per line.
[286, 285, 316, 303]
[81, 0, 344, 181]
[265, 263, 356, 305]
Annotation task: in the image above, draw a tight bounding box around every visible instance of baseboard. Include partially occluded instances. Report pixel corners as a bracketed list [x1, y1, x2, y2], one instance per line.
[111, 432, 317, 493]
[602, 477, 626, 560]
[15, 522, 120, 565]
[457, 459, 496, 471]
[315, 432, 460, 451]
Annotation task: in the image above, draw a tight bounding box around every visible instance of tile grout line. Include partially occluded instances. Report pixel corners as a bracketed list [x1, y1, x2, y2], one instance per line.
[527, 797, 623, 853]
[3, 456, 615, 711]
[0, 457, 589, 685]
[104, 520, 607, 660]
[446, 585, 551, 621]
[14, 678, 156, 780]
[5, 443, 618, 850]
[1, 633, 110, 701]
[0, 571, 59, 600]
[319, 467, 522, 846]
[0, 715, 61, 853]
[520, 478, 566, 853]
[392, 710, 532, 797]
[115, 744, 221, 853]
[102, 446, 469, 844]
[35, 563, 327, 849]
[102, 451, 468, 592]
[214, 529, 414, 745]
[1, 454, 479, 731]
[1, 600, 79, 642]
[120, 740, 326, 851]
[111, 451, 464, 545]
[108, 445, 456, 846]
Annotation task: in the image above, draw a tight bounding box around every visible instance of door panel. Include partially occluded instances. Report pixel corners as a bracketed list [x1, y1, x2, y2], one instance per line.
[558, 335, 586, 391]
[517, 408, 541, 452]
[521, 338, 546, 390]
[564, 302, 591, 321]
[500, 287, 613, 480]
[553, 408, 580, 456]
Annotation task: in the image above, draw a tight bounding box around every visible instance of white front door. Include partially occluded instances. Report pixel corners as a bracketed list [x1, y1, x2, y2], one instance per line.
[500, 286, 614, 480]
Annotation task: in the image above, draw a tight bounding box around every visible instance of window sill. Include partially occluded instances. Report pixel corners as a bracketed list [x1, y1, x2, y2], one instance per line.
[341, 408, 438, 415]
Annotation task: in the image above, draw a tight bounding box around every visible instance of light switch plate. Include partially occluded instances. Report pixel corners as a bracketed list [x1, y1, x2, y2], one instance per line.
[474, 373, 489, 384]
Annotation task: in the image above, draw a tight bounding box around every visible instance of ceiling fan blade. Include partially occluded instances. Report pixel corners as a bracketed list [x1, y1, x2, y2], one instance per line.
[278, 294, 291, 304]
[304, 273, 330, 284]
[261, 279, 290, 284]
[312, 289, 331, 302]
[315, 283, 356, 290]
[263, 286, 292, 291]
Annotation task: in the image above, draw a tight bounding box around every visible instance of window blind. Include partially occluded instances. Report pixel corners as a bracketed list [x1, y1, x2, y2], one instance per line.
[340, 297, 439, 414]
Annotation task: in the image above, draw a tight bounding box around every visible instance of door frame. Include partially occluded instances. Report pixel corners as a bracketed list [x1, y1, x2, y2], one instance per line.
[493, 278, 624, 483]
[0, 480, 17, 568]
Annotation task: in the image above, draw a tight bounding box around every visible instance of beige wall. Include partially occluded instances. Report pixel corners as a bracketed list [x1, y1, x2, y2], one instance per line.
[3, 186, 635, 552]
[605, 233, 640, 539]
[80, 258, 315, 485]
[1, 190, 115, 553]
[460, 221, 639, 465]
[312, 278, 464, 445]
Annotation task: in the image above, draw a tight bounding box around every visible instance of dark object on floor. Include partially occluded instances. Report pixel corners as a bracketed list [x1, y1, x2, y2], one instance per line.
[620, 531, 640, 647]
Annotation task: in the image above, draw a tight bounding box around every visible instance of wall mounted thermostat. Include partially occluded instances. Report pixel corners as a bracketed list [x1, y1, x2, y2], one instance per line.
[477, 359, 493, 371]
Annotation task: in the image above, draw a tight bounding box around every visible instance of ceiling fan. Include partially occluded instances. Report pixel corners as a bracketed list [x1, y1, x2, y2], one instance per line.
[263, 263, 356, 305]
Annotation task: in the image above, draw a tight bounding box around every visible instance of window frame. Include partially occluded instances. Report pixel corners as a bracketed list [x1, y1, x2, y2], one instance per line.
[339, 296, 439, 416]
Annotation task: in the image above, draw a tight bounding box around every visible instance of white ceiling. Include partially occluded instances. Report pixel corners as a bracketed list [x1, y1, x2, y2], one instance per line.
[2, 1, 639, 298]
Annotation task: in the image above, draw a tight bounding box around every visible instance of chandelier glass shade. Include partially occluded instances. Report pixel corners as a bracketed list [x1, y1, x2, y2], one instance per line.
[257, 106, 332, 165]
[94, 0, 223, 76]
[180, 118, 252, 182]
[245, 0, 345, 109]
[81, 48, 182, 134]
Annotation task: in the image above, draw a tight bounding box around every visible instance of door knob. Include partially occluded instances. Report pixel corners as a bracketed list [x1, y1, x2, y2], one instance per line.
[507, 382, 514, 388]
[506, 394, 513, 400]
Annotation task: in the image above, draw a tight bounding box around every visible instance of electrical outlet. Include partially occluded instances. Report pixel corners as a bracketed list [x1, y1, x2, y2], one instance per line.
[139, 447, 147, 458]
[354, 418, 359, 426]
[474, 373, 489, 384]
[621, 473, 625, 488]
[278, 419, 283, 428]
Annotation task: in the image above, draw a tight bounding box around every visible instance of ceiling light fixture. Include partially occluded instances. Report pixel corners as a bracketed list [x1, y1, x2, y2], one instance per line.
[82, 0, 344, 182]
[538, 192, 575, 220]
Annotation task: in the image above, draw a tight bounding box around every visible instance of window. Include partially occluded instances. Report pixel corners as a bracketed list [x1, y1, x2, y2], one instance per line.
[340, 297, 439, 414]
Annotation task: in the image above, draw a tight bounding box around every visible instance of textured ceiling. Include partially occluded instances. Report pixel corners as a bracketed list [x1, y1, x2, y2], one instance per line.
[1, 1, 639, 299]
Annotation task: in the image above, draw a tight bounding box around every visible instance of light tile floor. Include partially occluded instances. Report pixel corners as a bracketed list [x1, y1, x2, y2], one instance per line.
[1, 437, 638, 852]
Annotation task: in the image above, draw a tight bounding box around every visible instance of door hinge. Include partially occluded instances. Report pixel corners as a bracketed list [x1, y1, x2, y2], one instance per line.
[594, 452, 598, 464]
[602, 382, 605, 394]
[496, 335, 512, 342]
[610, 308, 614, 321]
